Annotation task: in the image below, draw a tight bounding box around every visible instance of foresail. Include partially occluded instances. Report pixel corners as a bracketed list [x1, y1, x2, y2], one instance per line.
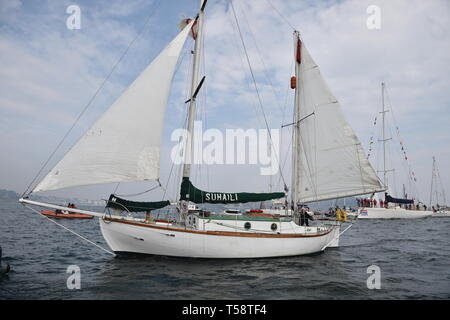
[33, 21, 194, 192]
[295, 42, 384, 203]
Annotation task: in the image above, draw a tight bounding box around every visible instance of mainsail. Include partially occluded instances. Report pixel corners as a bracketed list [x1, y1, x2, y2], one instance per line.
[33, 21, 194, 192]
[294, 38, 384, 203]
[180, 178, 285, 204]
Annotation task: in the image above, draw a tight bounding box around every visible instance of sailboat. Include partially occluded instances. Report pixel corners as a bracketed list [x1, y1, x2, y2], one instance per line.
[19, 0, 383, 258]
[357, 83, 432, 219]
[429, 156, 450, 217]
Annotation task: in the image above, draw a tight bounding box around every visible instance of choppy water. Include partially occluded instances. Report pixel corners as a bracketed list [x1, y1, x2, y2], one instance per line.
[1, 199, 449, 300]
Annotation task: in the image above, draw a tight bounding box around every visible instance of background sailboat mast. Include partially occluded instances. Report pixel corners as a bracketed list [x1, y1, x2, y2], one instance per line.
[382, 82, 387, 187]
[430, 156, 436, 207]
[379, 81, 394, 195]
[291, 30, 301, 214]
[180, 0, 206, 217]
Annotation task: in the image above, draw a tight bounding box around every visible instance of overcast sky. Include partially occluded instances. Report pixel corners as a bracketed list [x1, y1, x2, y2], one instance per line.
[1, 0, 449, 205]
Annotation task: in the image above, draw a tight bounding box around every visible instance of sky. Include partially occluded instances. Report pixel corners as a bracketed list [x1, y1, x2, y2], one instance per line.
[0, 0, 449, 205]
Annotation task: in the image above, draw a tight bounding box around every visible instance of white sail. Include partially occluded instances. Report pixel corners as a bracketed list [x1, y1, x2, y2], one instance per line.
[295, 42, 384, 203]
[33, 21, 194, 192]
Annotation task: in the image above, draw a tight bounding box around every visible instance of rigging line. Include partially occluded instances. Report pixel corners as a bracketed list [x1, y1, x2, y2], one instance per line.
[115, 183, 161, 198]
[228, 9, 275, 193]
[434, 160, 446, 204]
[281, 59, 295, 124]
[228, 9, 265, 128]
[200, 27, 211, 191]
[23, 204, 115, 257]
[387, 109, 415, 197]
[165, 114, 188, 202]
[276, 61, 295, 190]
[229, 0, 288, 190]
[165, 99, 190, 203]
[263, 0, 296, 31]
[21, 0, 163, 198]
[172, 40, 196, 203]
[238, 3, 285, 112]
[276, 129, 293, 188]
[112, 182, 121, 195]
[384, 86, 417, 184]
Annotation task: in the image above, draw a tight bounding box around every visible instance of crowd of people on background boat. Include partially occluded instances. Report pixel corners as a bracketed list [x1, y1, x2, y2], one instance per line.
[357, 198, 430, 211]
[357, 198, 383, 208]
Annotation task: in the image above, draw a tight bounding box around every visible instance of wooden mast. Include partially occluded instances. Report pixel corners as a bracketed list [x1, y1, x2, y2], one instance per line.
[180, 0, 207, 220]
[291, 30, 301, 216]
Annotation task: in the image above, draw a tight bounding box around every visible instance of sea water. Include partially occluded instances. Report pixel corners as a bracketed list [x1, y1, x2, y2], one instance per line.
[0, 199, 449, 299]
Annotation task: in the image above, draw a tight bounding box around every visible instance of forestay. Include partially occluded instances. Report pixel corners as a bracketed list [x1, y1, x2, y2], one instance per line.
[33, 21, 194, 192]
[294, 41, 384, 203]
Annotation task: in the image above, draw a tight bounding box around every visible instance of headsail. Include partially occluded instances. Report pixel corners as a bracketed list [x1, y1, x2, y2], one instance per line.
[33, 21, 194, 192]
[294, 38, 384, 203]
[180, 178, 285, 204]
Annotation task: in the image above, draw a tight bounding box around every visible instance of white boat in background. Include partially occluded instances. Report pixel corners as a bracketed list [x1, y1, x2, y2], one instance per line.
[357, 83, 432, 220]
[19, 0, 386, 258]
[358, 206, 431, 219]
[429, 156, 450, 218]
[432, 208, 450, 218]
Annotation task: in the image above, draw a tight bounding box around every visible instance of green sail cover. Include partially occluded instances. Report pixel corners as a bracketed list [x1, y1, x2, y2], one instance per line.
[180, 178, 285, 204]
[106, 194, 170, 212]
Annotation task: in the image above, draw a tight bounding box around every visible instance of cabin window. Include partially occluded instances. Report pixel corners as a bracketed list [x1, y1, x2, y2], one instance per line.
[271, 223, 277, 231]
[244, 222, 251, 230]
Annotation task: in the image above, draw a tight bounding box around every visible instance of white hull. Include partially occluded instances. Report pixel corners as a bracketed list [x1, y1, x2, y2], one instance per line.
[99, 218, 340, 258]
[358, 207, 433, 219]
[19, 198, 341, 259]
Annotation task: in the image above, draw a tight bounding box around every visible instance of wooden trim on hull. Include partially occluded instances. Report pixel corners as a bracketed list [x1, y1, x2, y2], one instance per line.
[102, 217, 333, 238]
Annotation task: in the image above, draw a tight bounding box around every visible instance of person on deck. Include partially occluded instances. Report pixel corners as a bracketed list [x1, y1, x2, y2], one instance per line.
[299, 207, 314, 227]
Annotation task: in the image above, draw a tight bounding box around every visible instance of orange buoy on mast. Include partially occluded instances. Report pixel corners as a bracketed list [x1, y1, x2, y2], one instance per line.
[290, 76, 297, 89]
[291, 39, 301, 90]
